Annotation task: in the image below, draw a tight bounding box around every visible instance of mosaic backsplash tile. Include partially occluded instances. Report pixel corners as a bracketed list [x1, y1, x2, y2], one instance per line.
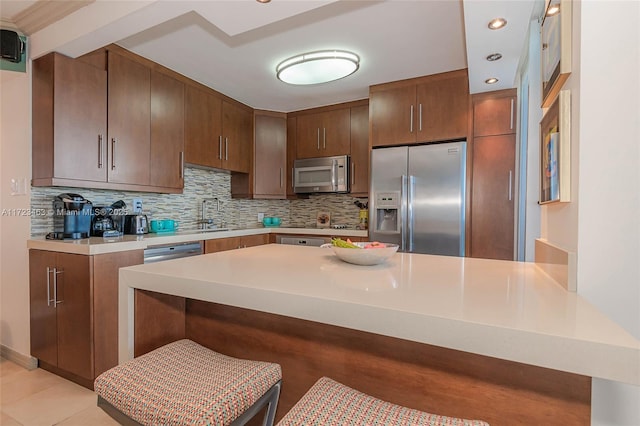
[30, 167, 367, 237]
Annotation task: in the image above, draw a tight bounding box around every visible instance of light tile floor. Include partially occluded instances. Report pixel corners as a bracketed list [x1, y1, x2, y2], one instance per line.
[1, 357, 117, 426]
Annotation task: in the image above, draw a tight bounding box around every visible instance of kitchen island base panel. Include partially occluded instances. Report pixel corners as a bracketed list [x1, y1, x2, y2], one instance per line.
[131, 293, 591, 426]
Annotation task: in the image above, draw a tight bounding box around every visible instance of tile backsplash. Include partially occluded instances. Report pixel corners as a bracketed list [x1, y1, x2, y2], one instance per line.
[30, 167, 367, 237]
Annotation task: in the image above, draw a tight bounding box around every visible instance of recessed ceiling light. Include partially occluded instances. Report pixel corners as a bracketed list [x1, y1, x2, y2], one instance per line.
[546, 4, 560, 16]
[276, 50, 360, 85]
[486, 53, 503, 62]
[485, 78, 499, 84]
[488, 18, 507, 30]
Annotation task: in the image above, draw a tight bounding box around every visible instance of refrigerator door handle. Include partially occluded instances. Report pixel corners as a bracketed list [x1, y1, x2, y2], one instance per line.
[401, 175, 408, 251]
[407, 175, 416, 252]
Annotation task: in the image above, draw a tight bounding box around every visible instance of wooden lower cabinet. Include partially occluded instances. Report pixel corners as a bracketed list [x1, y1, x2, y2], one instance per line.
[470, 134, 516, 260]
[204, 234, 269, 253]
[29, 249, 143, 388]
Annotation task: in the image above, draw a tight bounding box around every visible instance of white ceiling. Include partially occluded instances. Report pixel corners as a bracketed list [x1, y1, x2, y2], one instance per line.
[2, 0, 539, 112]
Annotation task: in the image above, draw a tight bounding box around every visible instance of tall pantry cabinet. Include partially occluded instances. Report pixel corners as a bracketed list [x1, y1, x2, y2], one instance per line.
[470, 89, 517, 260]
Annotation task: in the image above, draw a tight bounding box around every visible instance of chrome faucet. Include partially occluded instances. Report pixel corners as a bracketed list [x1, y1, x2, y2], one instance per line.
[199, 198, 220, 229]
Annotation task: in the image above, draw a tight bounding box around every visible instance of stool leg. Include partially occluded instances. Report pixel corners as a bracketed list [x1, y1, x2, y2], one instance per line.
[262, 381, 281, 426]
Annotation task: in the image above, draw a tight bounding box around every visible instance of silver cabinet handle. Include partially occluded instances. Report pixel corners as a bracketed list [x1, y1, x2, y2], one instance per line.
[225, 137, 229, 161]
[419, 103, 423, 132]
[323, 127, 326, 149]
[46, 267, 53, 307]
[218, 136, 222, 160]
[291, 168, 294, 188]
[111, 138, 116, 170]
[98, 135, 103, 168]
[317, 128, 320, 150]
[179, 151, 184, 178]
[508, 170, 513, 201]
[351, 162, 355, 185]
[510, 98, 514, 130]
[54, 269, 63, 306]
[410, 105, 414, 133]
[279, 167, 283, 188]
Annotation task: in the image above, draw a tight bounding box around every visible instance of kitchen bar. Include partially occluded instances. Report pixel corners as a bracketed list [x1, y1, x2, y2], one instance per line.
[118, 244, 639, 423]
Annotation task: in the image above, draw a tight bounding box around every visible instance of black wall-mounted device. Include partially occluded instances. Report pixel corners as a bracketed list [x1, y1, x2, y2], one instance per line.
[1, 29, 25, 63]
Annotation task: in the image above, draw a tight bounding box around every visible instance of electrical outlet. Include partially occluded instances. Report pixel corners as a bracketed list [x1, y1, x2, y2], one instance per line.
[257, 212, 265, 222]
[133, 198, 143, 213]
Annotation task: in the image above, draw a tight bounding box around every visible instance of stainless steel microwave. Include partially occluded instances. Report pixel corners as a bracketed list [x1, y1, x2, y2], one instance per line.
[293, 155, 350, 194]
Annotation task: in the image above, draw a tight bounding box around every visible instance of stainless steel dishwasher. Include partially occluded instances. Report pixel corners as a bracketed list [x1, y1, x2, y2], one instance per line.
[143, 241, 204, 263]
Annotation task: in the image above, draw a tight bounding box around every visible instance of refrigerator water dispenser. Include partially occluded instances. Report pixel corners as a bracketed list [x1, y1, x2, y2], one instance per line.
[374, 192, 400, 232]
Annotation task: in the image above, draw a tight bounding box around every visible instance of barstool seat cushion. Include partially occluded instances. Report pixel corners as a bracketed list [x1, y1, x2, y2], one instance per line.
[94, 339, 282, 426]
[277, 377, 489, 426]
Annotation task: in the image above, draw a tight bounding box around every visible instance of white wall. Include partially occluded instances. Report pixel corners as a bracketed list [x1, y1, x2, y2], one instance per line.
[537, 1, 640, 424]
[0, 69, 32, 355]
[576, 1, 639, 424]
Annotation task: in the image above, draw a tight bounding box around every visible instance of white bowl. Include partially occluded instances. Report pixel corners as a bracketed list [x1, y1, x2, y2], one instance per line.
[322, 242, 399, 266]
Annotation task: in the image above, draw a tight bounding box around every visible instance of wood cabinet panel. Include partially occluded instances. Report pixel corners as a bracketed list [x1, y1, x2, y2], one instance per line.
[254, 113, 286, 198]
[150, 71, 184, 189]
[471, 134, 516, 260]
[241, 234, 269, 248]
[93, 250, 144, 377]
[349, 105, 369, 195]
[370, 85, 416, 147]
[107, 52, 151, 185]
[417, 73, 468, 143]
[185, 85, 222, 168]
[134, 290, 185, 357]
[222, 101, 252, 173]
[286, 117, 297, 198]
[29, 250, 58, 367]
[370, 70, 469, 147]
[32, 53, 108, 184]
[205, 237, 241, 253]
[296, 108, 351, 158]
[473, 94, 516, 137]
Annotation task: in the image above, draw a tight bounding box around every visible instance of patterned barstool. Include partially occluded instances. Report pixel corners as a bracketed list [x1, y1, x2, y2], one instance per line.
[277, 377, 489, 426]
[95, 339, 282, 426]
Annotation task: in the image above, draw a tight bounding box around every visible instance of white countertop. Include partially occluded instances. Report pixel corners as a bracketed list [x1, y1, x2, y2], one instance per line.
[118, 244, 640, 386]
[27, 227, 368, 255]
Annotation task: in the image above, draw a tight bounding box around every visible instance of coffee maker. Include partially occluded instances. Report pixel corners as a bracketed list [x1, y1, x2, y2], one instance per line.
[91, 200, 126, 237]
[50, 193, 93, 239]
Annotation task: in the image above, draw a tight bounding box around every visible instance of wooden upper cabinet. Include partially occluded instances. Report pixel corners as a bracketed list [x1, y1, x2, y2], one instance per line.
[254, 112, 287, 198]
[107, 52, 151, 185]
[32, 52, 108, 184]
[150, 71, 184, 189]
[296, 108, 350, 158]
[473, 91, 517, 137]
[286, 117, 297, 198]
[185, 85, 222, 169]
[349, 104, 370, 195]
[222, 101, 252, 173]
[370, 69, 469, 147]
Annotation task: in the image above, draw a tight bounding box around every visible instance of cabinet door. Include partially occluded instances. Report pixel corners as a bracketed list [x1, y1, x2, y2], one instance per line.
[417, 73, 469, 143]
[286, 117, 297, 197]
[29, 250, 58, 367]
[370, 85, 416, 147]
[205, 237, 241, 253]
[322, 108, 351, 157]
[222, 101, 252, 173]
[93, 250, 144, 377]
[150, 71, 184, 189]
[107, 52, 151, 185]
[349, 105, 369, 195]
[471, 134, 516, 260]
[185, 86, 222, 169]
[55, 253, 93, 379]
[473, 95, 516, 137]
[296, 113, 325, 158]
[254, 113, 286, 198]
[240, 234, 269, 248]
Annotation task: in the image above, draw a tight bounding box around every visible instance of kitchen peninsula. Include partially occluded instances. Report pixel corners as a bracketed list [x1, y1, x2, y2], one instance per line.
[118, 244, 639, 425]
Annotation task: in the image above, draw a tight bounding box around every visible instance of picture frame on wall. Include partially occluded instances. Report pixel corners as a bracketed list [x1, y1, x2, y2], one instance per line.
[541, 0, 572, 107]
[540, 90, 571, 204]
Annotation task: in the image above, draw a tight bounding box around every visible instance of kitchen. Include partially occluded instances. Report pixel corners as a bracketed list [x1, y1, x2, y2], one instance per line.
[1, 1, 639, 425]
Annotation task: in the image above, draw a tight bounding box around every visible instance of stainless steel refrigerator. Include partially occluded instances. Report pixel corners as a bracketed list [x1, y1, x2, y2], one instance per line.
[369, 142, 466, 256]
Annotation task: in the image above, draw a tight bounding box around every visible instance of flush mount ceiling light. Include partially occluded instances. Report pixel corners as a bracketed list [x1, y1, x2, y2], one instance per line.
[276, 50, 360, 85]
[485, 77, 499, 84]
[486, 53, 503, 61]
[488, 17, 507, 30]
